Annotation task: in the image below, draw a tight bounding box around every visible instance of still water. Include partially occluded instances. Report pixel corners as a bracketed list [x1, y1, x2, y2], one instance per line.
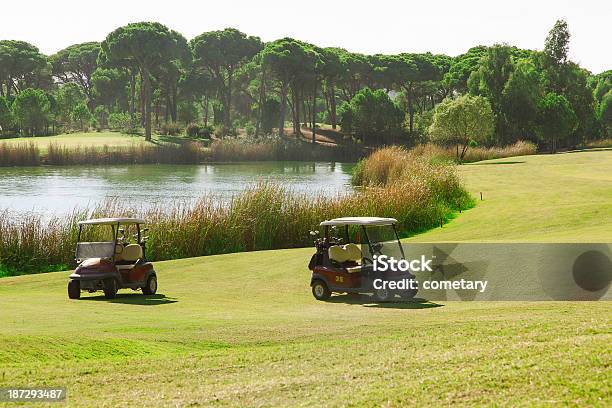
[0, 162, 355, 216]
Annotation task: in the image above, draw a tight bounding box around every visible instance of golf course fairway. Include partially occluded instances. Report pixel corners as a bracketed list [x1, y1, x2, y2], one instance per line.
[1, 151, 611, 406]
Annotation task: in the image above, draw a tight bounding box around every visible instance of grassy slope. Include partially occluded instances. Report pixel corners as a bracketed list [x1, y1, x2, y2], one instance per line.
[1, 151, 611, 407]
[410, 150, 612, 242]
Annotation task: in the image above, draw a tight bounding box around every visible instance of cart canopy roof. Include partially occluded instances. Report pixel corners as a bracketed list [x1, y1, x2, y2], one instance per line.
[320, 217, 398, 226]
[78, 217, 146, 226]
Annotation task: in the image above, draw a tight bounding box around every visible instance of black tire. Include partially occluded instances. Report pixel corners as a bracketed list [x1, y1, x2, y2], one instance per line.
[103, 278, 118, 299]
[373, 287, 392, 302]
[67, 280, 80, 299]
[311, 280, 331, 301]
[142, 274, 157, 295]
[399, 288, 418, 300]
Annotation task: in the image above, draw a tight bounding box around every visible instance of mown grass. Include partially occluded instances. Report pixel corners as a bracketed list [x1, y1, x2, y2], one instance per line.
[0, 150, 610, 406]
[409, 150, 612, 242]
[0, 251, 610, 406]
[0, 152, 469, 275]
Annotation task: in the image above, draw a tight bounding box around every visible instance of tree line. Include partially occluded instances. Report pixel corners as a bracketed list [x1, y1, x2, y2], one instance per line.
[0, 20, 610, 152]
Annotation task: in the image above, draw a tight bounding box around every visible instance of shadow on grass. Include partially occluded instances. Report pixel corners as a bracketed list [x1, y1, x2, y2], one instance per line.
[80, 293, 177, 305]
[327, 294, 443, 309]
[466, 161, 525, 165]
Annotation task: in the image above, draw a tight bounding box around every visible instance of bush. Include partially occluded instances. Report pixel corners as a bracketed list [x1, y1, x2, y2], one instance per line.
[245, 123, 256, 137]
[339, 88, 404, 145]
[160, 121, 183, 136]
[186, 123, 201, 137]
[108, 112, 140, 134]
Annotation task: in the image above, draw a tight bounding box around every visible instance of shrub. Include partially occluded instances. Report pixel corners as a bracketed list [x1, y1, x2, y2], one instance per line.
[160, 121, 183, 136]
[186, 123, 201, 137]
[108, 112, 140, 134]
[245, 123, 256, 137]
[339, 88, 404, 145]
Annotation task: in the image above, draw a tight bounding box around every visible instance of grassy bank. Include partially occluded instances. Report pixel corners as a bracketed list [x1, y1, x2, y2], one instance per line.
[0, 153, 469, 275]
[409, 149, 612, 242]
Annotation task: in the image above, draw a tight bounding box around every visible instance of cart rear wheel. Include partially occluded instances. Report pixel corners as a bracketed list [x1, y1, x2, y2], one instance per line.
[142, 274, 157, 295]
[312, 280, 331, 301]
[373, 287, 392, 302]
[67, 280, 80, 299]
[103, 278, 118, 299]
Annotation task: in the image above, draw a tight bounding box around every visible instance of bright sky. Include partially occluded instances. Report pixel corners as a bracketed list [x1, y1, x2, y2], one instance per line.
[1, 0, 610, 73]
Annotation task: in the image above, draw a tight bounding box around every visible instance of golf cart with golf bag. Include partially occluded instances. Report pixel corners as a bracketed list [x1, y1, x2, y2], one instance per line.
[308, 217, 417, 302]
[68, 218, 157, 299]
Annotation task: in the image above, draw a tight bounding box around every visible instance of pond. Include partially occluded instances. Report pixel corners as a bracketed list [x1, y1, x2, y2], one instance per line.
[0, 162, 355, 216]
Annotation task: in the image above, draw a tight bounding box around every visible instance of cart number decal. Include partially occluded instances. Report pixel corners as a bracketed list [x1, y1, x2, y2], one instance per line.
[335, 276, 344, 283]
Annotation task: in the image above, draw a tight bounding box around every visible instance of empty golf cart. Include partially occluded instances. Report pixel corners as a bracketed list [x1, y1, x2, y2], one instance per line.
[68, 217, 157, 299]
[308, 217, 417, 302]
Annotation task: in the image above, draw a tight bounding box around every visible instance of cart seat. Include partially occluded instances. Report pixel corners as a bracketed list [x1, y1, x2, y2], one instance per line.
[343, 243, 362, 262]
[117, 244, 143, 262]
[328, 245, 349, 263]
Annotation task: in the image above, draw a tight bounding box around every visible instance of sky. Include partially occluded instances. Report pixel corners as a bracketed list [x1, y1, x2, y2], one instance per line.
[1, 0, 610, 73]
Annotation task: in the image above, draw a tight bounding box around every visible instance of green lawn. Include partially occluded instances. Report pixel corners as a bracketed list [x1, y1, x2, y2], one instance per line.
[411, 150, 612, 242]
[1, 131, 186, 151]
[0, 150, 610, 406]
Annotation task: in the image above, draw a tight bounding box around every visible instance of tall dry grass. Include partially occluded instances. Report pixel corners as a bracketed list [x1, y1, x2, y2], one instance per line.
[0, 153, 469, 276]
[207, 137, 364, 162]
[409, 141, 537, 163]
[0, 143, 40, 166]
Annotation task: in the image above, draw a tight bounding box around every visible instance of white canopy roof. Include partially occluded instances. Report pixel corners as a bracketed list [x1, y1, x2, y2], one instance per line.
[320, 217, 398, 226]
[78, 217, 146, 225]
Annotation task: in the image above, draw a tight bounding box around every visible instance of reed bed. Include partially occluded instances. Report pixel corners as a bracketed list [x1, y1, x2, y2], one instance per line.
[207, 137, 364, 162]
[46, 142, 203, 165]
[0, 150, 469, 275]
[0, 143, 40, 166]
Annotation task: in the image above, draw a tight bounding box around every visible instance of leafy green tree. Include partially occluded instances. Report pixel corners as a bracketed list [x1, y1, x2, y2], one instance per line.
[56, 83, 87, 126]
[0, 96, 14, 131]
[320, 48, 345, 129]
[262, 38, 320, 137]
[93, 105, 109, 129]
[340, 87, 404, 145]
[190, 28, 262, 132]
[12, 88, 50, 135]
[50, 42, 100, 106]
[501, 59, 542, 142]
[599, 90, 612, 137]
[101, 22, 188, 140]
[429, 95, 494, 161]
[92, 67, 129, 111]
[444, 46, 488, 93]
[381, 53, 441, 134]
[537, 92, 577, 153]
[542, 20, 570, 93]
[71, 103, 93, 130]
[0, 40, 49, 97]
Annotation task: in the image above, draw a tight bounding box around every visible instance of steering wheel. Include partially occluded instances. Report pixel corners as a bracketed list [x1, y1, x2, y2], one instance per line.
[371, 242, 384, 255]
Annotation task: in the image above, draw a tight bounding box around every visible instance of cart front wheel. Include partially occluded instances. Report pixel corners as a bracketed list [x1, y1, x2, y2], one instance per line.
[68, 280, 80, 299]
[142, 274, 157, 295]
[103, 278, 118, 299]
[312, 280, 331, 301]
[373, 287, 392, 302]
